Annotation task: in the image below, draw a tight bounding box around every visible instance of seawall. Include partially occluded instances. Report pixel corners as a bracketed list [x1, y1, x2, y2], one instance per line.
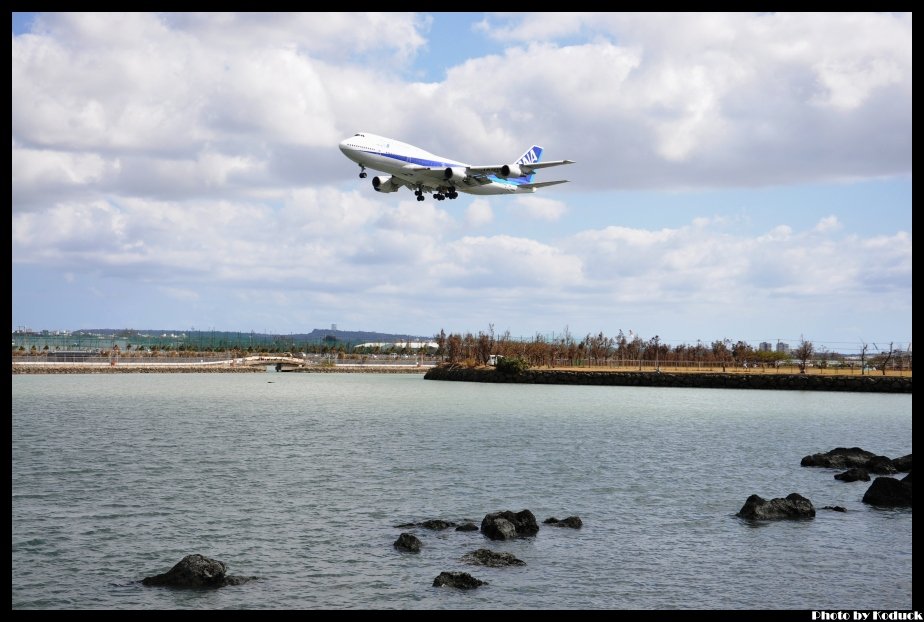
[423, 367, 912, 393]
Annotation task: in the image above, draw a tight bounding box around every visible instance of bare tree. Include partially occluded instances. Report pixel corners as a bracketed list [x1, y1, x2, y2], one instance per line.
[475, 330, 494, 365]
[711, 339, 730, 372]
[446, 333, 463, 365]
[794, 336, 814, 374]
[436, 329, 446, 361]
[876, 342, 895, 376]
[859, 340, 869, 375]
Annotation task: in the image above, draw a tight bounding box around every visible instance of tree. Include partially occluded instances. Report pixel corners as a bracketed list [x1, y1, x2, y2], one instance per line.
[873, 342, 895, 376]
[436, 329, 447, 361]
[711, 339, 730, 372]
[446, 333, 463, 364]
[793, 336, 814, 374]
[475, 331, 493, 365]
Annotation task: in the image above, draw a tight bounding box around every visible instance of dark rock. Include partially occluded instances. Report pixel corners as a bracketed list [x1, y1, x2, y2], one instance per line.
[394, 519, 457, 530]
[142, 554, 254, 588]
[737, 493, 816, 520]
[480, 510, 539, 540]
[462, 548, 526, 568]
[455, 522, 479, 532]
[394, 532, 421, 553]
[543, 516, 583, 528]
[800, 447, 877, 469]
[893, 454, 912, 472]
[432, 571, 486, 589]
[222, 575, 254, 586]
[822, 506, 847, 512]
[834, 468, 871, 482]
[802, 447, 902, 473]
[419, 519, 455, 530]
[862, 476, 912, 507]
[866, 455, 898, 474]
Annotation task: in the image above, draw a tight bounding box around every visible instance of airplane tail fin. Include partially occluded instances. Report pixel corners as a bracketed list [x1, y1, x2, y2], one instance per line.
[514, 145, 543, 182]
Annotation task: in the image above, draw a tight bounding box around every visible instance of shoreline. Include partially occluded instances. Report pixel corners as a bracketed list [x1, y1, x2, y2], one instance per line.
[11, 363, 429, 375]
[423, 366, 912, 393]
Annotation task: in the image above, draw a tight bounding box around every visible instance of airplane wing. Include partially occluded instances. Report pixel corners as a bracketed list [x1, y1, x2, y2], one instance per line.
[400, 164, 493, 186]
[518, 179, 570, 190]
[466, 160, 575, 176]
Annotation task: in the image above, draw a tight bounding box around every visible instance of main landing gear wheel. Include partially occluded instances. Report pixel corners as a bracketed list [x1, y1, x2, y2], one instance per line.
[358, 165, 367, 179]
[416, 194, 425, 201]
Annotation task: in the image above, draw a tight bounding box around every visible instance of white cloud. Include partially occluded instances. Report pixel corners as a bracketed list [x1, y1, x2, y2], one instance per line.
[10, 13, 911, 340]
[465, 199, 494, 227]
[814, 215, 841, 232]
[441, 235, 584, 289]
[511, 196, 567, 221]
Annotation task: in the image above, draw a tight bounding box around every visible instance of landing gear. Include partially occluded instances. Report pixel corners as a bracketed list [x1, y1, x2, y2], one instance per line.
[434, 187, 457, 201]
[414, 187, 425, 201]
[358, 165, 367, 179]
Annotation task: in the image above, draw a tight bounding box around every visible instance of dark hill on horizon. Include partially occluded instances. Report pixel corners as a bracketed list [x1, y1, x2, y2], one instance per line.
[69, 328, 431, 344]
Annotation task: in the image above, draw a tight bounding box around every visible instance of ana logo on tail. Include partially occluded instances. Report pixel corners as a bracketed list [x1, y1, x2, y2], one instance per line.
[518, 146, 543, 165]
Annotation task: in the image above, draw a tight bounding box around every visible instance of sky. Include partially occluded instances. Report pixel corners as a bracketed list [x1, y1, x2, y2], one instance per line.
[11, 12, 912, 352]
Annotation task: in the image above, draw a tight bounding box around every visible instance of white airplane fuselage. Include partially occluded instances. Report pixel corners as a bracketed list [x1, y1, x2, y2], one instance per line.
[339, 133, 572, 201]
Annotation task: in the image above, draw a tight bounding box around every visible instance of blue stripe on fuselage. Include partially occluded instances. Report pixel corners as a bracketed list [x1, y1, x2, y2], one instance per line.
[363, 149, 531, 186]
[364, 149, 455, 168]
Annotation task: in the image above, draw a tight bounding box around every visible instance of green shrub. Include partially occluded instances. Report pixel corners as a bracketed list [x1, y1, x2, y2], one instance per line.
[496, 357, 530, 374]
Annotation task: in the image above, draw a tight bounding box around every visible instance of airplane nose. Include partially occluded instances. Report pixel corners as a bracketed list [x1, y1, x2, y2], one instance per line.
[338, 138, 352, 153]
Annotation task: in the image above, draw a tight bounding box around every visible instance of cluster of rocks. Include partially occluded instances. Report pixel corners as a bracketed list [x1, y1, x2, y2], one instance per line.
[393, 508, 582, 589]
[141, 554, 256, 588]
[802, 447, 912, 508]
[738, 447, 912, 521]
[801, 447, 911, 474]
[394, 519, 478, 532]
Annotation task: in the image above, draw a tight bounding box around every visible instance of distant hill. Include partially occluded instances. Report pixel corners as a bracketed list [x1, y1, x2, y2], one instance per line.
[70, 328, 431, 344]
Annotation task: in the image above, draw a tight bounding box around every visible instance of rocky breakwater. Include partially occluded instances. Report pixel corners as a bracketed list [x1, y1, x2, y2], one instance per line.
[423, 366, 912, 393]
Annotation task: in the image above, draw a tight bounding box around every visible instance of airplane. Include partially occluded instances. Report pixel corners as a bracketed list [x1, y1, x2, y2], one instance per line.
[339, 133, 574, 201]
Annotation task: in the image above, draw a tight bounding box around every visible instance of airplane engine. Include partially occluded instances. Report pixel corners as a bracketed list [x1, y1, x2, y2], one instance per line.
[372, 175, 399, 193]
[500, 164, 523, 178]
[443, 167, 468, 182]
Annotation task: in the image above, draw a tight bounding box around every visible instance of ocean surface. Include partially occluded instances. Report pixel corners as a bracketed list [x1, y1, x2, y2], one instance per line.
[11, 373, 912, 610]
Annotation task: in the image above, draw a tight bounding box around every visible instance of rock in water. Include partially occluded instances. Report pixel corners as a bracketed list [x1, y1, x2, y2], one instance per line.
[462, 548, 525, 567]
[862, 475, 912, 507]
[142, 554, 254, 588]
[393, 532, 421, 553]
[543, 516, 583, 528]
[834, 468, 870, 482]
[480, 510, 539, 540]
[737, 493, 816, 520]
[432, 571, 486, 589]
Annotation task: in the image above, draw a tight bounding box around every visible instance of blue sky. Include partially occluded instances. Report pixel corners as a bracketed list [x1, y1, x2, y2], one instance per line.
[11, 13, 912, 353]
